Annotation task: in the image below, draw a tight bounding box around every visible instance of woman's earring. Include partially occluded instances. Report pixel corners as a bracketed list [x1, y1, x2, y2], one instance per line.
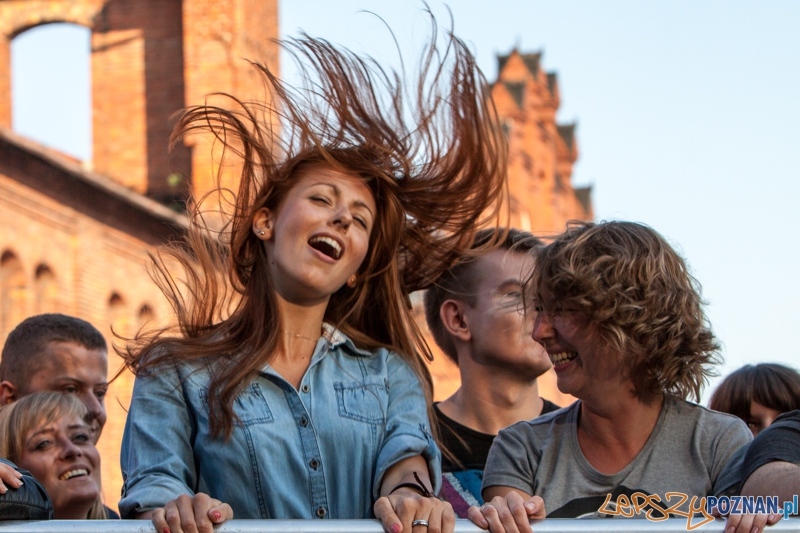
[347, 275, 357, 288]
[256, 229, 265, 236]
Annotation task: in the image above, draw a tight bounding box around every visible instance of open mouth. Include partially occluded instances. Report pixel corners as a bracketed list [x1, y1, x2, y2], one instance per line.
[308, 236, 342, 260]
[59, 468, 88, 481]
[550, 351, 578, 368]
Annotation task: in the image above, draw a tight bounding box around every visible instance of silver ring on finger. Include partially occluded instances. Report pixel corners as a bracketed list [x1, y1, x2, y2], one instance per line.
[412, 519, 430, 527]
[481, 504, 492, 512]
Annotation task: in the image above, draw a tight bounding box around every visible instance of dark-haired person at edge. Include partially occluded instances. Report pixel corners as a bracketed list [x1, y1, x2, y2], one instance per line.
[118, 22, 508, 533]
[0, 314, 110, 519]
[423, 228, 559, 517]
[469, 221, 773, 533]
[738, 410, 800, 512]
[710, 363, 800, 436]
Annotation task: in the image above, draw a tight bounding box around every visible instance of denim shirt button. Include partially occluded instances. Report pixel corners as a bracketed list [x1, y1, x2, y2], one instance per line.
[301, 384, 310, 393]
[300, 416, 308, 427]
[309, 459, 319, 470]
[316, 507, 326, 518]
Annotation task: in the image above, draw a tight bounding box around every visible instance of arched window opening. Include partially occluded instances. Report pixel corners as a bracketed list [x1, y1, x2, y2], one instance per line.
[107, 292, 131, 339]
[1, 251, 29, 337]
[11, 23, 92, 161]
[34, 264, 59, 314]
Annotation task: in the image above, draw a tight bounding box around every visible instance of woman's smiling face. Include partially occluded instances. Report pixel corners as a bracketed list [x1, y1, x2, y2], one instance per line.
[532, 301, 627, 401]
[18, 413, 100, 518]
[254, 164, 376, 305]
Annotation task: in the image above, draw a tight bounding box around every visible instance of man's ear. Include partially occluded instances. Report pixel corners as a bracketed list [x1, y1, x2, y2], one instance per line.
[0, 382, 18, 405]
[440, 300, 472, 342]
[252, 207, 274, 240]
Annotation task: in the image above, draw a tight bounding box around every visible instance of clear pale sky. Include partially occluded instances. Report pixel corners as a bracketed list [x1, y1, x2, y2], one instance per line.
[10, 1, 800, 401]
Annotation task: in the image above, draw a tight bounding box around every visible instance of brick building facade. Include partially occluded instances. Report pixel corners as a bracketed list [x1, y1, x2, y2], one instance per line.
[1, 1, 590, 512]
[0, 0, 279, 510]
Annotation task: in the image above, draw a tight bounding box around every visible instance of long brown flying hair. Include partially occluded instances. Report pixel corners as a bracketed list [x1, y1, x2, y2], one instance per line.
[122, 18, 508, 438]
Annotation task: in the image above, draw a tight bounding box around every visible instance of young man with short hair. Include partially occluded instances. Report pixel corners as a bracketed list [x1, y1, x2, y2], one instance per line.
[0, 314, 109, 443]
[424, 228, 558, 517]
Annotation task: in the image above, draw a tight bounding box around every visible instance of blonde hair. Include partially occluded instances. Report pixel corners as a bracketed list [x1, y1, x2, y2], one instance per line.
[0, 392, 107, 519]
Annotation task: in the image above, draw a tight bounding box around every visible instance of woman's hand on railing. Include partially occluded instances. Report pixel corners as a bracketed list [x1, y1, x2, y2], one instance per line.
[0, 461, 23, 494]
[467, 490, 545, 533]
[374, 487, 456, 533]
[146, 493, 233, 533]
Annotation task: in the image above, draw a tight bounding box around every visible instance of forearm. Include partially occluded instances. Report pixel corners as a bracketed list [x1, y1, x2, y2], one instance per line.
[379, 455, 432, 497]
[740, 461, 800, 506]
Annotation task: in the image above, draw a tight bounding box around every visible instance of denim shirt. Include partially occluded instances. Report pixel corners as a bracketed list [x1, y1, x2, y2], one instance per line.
[118, 325, 441, 519]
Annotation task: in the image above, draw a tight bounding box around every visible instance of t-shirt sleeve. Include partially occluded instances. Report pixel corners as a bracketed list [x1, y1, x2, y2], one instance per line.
[710, 416, 753, 496]
[481, 422, 537, 497]
[739, 410, 800, 488]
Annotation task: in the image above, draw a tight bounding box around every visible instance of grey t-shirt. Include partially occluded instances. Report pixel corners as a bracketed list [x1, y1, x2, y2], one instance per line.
[482, 396, 752, 518]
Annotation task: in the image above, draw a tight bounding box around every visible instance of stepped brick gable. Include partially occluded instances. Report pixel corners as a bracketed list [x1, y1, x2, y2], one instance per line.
[422, 49, 593, 406]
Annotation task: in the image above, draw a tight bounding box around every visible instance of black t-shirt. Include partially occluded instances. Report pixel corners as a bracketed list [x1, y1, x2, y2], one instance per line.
[740, 410, 800, 488]
[435, 399, 561, 472]
[434, 399, 561, 518]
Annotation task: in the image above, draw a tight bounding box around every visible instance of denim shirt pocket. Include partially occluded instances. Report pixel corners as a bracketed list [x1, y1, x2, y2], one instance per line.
[334, 382, 388, 425]
[199, 383, 274, 427]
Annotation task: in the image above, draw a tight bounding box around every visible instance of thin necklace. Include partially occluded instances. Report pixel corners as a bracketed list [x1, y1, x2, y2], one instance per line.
[281, 329, 318, 342]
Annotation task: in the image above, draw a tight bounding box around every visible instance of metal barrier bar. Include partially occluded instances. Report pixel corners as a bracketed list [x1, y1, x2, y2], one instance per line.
[0, 519, 799, 533]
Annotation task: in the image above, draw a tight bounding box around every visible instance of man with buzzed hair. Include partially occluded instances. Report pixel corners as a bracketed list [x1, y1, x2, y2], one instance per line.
[424, 228, 559, 518]
[0, 314, 109, 443]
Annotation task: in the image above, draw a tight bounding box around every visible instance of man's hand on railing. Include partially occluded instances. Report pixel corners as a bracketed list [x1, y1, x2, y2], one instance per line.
[715, 508, 781, 533]
[467, 489, 545, 533]
[139, 493, 233, 533]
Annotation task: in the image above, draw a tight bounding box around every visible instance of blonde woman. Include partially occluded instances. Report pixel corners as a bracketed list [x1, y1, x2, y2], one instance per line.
[0, 392, 113, 519]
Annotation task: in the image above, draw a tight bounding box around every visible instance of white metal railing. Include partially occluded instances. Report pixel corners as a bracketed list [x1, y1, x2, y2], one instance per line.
[0, 519, 798, 533]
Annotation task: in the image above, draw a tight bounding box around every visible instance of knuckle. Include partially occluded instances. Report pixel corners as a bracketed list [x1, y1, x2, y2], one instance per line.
[180, 516, 197, 531]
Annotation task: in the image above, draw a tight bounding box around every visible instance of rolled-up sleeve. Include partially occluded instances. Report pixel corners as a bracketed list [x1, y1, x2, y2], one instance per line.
[118, 363, 198, 518]
[372, 351, 441, 499]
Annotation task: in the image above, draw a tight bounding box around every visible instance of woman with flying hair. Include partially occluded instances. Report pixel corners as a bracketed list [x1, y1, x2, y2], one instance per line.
[710, 363, 800, 436]
[472, 221, 769, 533]
[118, 19, 507, 533]
[0, 392, 112, 519]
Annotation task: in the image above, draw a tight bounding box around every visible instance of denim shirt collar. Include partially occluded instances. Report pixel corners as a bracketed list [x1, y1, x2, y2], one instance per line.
[321, 323, 374, 357]
[259, 323, 374, 376]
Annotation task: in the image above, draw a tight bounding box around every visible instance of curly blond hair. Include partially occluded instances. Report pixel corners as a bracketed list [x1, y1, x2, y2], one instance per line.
[530, 221, 720, 401]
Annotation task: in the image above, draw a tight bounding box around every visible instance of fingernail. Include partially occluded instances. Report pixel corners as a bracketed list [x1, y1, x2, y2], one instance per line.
[751, 527, 759, 533]
[525, 502, 536, 513]
[726, 526, 735, 533]
[163, 527, 171, 533]
[211, 511, 222, 521]
[0, 485, 6, 494]
[390, 524, 402, 533]
[769, 514, 779, 522]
